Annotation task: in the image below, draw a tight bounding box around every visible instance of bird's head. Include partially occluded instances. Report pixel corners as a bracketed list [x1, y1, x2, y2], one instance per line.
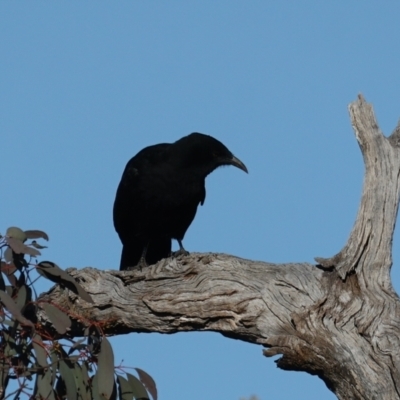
[172, 132, 248, 177]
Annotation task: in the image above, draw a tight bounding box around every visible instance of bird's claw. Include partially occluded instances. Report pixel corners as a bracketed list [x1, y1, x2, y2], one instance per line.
[126, 257, 148, 271]
[172, 249, 190, 258]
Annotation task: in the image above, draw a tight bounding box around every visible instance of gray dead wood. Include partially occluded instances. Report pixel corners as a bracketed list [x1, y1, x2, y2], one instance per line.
[39, 95, 400, 400]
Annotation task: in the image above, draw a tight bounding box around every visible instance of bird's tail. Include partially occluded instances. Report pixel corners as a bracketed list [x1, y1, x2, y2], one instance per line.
[120, 243, 143, 270]
[120, 238, 172, 270]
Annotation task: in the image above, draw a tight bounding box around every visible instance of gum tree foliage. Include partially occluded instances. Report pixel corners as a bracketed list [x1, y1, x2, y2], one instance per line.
[0, 227, 157, 400]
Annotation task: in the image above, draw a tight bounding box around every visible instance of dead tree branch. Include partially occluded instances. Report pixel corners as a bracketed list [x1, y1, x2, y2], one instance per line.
[39, 95, 400, 400]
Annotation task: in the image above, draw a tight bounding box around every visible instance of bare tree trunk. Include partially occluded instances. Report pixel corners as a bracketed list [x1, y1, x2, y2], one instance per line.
[40, 95, 400, 400]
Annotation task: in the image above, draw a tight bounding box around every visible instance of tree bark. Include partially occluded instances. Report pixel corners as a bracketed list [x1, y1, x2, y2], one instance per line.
[39, 95, 400, 400]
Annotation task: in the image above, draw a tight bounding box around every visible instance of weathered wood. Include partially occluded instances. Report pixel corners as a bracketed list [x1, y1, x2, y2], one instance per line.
[39, 95, 400, 399]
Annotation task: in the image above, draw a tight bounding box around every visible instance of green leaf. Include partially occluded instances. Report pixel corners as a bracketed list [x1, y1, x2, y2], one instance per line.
[73, 362, 91, 400]
[3, 332, 17, 357]
[126, 373, 149, 400]
[81, 361, 91, 399]
[0, 290, 34, 327]
[117, 375, 134, 400]
[32, 334, 48, 368]
[30, 240, 48, 249]
[97, 337, 115, 400]
[50, 349, 58, 387]
[16, 285, 30, 311]
[0, 357, 10, 395]
[6, 227, 26, 242]
[6, 237, 41, 256]
[5, 286, 13, 297]
[134, 368, 157, 400]
[59, 359, 77, 400]
[24, 229, 49, 241]
[41, 303, 71, 334]
[4, 248, 13, 263]
[91, 370, 102, 400]
[36, 368, 56, 400]
[1, 261, 17, 287]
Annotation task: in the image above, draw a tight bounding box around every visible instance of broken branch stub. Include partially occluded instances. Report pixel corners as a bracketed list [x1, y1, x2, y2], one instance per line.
[316, 94, 400, 283]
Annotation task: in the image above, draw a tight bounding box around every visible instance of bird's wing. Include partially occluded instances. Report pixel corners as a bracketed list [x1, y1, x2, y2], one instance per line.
[113, 143, 170, 240]
[123, 143, 169, 172]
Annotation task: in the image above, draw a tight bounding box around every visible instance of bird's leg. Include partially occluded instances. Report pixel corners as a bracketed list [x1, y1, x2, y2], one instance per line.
[126, 244, 148, 271]
[137, 244, 149, 270]
[173, 239, 190, 257]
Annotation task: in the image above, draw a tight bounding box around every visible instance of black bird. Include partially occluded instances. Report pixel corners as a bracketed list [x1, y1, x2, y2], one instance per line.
[113, 132, 248, 270]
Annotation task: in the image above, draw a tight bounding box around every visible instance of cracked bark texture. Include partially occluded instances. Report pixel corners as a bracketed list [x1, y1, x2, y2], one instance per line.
[39, 95, 400, 399]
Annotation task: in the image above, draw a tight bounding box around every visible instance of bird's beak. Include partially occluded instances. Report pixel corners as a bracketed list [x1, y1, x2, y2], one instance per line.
[229, 155, 248, 173]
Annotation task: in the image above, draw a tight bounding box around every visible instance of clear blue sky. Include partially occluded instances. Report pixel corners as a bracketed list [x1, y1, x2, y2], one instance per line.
[1, 2, 400, 399]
